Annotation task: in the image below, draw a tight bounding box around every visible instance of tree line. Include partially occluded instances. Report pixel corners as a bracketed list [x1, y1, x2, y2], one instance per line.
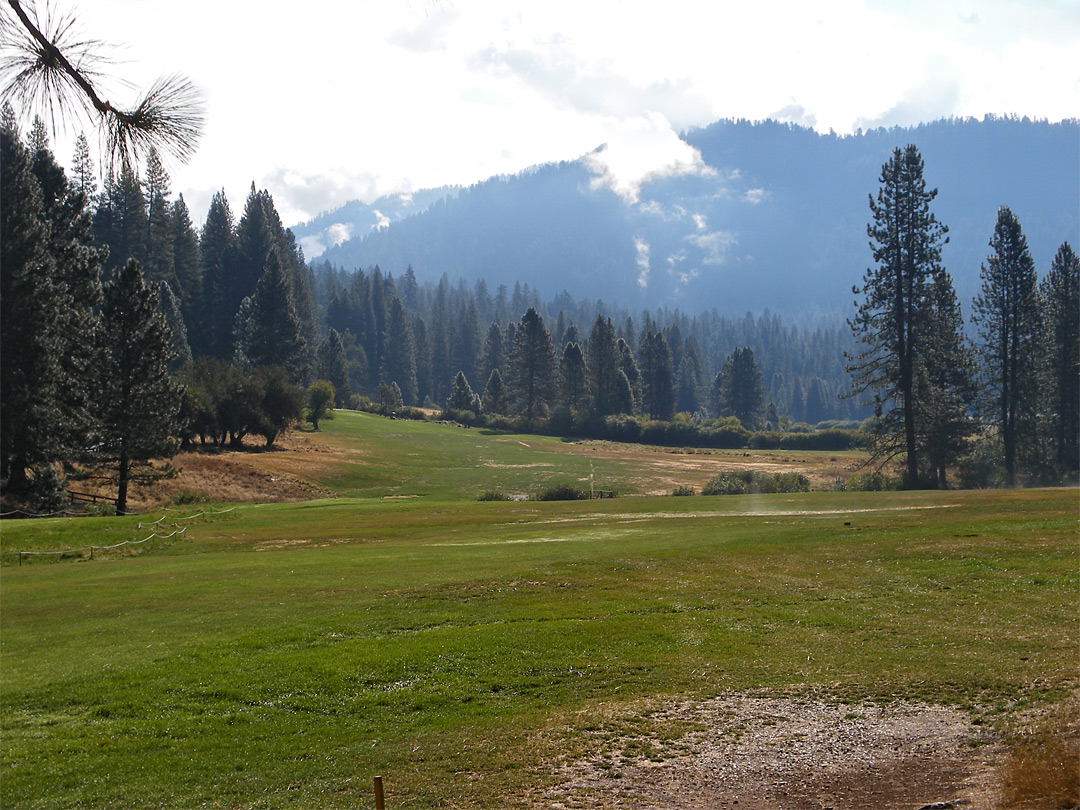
[2, 110, 1076, 505]
[849, 145, 1078, 488]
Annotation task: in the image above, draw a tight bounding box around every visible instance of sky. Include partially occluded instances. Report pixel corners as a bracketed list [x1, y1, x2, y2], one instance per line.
[9, 0, 1080, 228]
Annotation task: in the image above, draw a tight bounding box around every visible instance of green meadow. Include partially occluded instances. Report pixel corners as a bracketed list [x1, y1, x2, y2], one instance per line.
[1, 413, 1076, 808]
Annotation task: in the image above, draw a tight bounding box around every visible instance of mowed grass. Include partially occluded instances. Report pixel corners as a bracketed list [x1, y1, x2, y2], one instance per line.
[0, 415, 1076, 808]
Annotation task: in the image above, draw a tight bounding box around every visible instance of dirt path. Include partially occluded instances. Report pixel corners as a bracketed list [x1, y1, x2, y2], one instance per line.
[541, 695, 1003, 810]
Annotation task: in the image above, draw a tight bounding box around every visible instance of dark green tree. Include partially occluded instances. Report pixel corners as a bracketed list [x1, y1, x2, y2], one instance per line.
[446, 371, 477, 412]
[971, 206, 1043, 486]
[558, 342, 589, 412]
[848, 145, 949, 487]
[507, 307, 557, 419]
[482, 368, 508, 416]
[1, 121, 64, 491]
[318, 329, 352, 406]
[158, 281, 192, 371]
[716, 347, 766, 428]
[252, 366, 304, 447]
[381, 297, 418, 405]
[1040, 242, 1080, 475]
[479, 319, 506, 385]
[307, 380, 335, 430]
[95, 259, 181, 513]
[616, 338, 641, 412]
[638, 330, 675, 421]
[170, 194, 201, 318]
[587, 315, 626, 416]
[196, 190, 238, 357]
[142, 147, 175, 288]
[234, 247, 308, 381]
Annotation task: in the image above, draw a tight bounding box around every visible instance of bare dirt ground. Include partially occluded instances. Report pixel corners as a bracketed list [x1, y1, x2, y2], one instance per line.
[563, 441, 862, 494]
[132, 433, 334, 508]
[540, 694, 1006, 810]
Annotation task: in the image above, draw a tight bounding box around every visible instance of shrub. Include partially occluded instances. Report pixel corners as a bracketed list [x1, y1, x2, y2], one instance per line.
[534, 483, 589, 501]
[832, 471, 900, 492]
[84, 501, 117, 517]
[477, 490, 510, 501]
[672, 485, 696, 496]
[29, 464, 68, 514]
[172, 491, 210, 505]
[702, 469, 810, 495]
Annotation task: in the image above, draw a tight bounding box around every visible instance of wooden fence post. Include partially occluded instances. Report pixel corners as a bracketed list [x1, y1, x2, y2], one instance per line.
[374, 775, 385, 810]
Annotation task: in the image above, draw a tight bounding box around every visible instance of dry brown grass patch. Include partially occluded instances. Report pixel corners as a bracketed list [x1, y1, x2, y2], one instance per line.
[996, 697, 1080, 809]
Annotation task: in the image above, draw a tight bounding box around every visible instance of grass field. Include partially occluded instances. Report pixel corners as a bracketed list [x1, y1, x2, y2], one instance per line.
[1, 413, 1076, 808]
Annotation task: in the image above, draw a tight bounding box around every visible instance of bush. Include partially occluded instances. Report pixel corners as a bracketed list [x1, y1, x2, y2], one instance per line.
[831, 471, 900, 492]
[29, 464, 68, 514]
[672, 484, 696, 496]
[957, 436, 1006, 489]
[477, 490, 510, 501]
[172, 491, 210, 505]
[534, 483, 590, 501]
[702, 469, 810, 495]
[84, 501, 117, 517]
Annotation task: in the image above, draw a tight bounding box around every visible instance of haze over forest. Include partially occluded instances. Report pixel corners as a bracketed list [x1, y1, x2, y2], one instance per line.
[297, 116, 1079, 315]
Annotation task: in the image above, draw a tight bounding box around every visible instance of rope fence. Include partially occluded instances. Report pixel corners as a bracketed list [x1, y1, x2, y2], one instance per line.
[12, 506, 236, 565]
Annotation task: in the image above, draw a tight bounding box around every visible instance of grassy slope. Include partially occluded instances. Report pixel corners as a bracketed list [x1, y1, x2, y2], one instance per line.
[0, 414, 1076, 808]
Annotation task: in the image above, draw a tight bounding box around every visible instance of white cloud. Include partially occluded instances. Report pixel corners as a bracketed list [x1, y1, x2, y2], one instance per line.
[372, 210, 391, 231]
[687, 230, 738, 266]
[34, 0, 1080, 225]
[742, 188, 769, 205]
[634, 237, 651, 290]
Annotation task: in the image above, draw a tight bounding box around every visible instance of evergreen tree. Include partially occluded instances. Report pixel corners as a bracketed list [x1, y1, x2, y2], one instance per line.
[676, 358, 700, 415]
[1, 122, 65, 491]
[382, 298, 418, 404]
[639, 330, 675, 420]
[446, 371, 477, 412]
[616, 338, 641, 412]
[919, 268, 975, 487]
[71, 133, 96, 199]
[234, 247, 308, 381]
[479, 319, 505, 386]
[483, 368, 508, 416]
[158, 281, 193, 371]
[971, 206, 1043, 486]
[170, 194, 201, 319]
[96, 161, 147, 278]
[717, 347, 766, 428]
[143, 147, 175, 288]
[587, 315, 626, 416]
[95, 259, 181, 514]
[196, 190, 238, 358]
[1040, 243, 1080, 475]
[507, 308, 557, 419]
[848, 145, 949, 486]
[558, 341, 589, 412]
[318, 329, 352, 406]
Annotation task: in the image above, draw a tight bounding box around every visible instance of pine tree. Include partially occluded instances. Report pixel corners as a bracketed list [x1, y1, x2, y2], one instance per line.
[143, 147, 175, 288]
[446, 371, 477, 412]
[382, 298, 418, 404]
[234, 247, 308, 380]
[919, 269, 975, 487]
[1, 122, 64, 491]
[479, 319, 505, 386]
[95, 259, 181, 514]
[158, 281, 193, 371]
[558, 341, 589, 412]
[616, 338, 641, 412]
[318, 329, 352, 406]
[717, 347, 766, 428]
[71, 133, 96, 199]
[587, 315, 625, 416]
[482, 368, 508, 416]
[1040, 243, 1080, 475]
[170, 194, 201, 320]
[971, 207, 1043, 486]
[639, 330, 675, 421]
[507, 308, 557, 419]
[848, 145, 949, 486]
[197, 190, 238, 358]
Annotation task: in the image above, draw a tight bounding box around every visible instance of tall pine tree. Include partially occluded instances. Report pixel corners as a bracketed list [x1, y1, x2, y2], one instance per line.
[1040, 242, 1080, 475]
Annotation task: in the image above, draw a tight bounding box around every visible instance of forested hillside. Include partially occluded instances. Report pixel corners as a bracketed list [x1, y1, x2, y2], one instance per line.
[317, 117, 1078, 313]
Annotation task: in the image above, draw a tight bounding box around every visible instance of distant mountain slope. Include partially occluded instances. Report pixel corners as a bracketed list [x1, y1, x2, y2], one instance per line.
[315, 117, 1079, 313]
[291, 186, 459, 259]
